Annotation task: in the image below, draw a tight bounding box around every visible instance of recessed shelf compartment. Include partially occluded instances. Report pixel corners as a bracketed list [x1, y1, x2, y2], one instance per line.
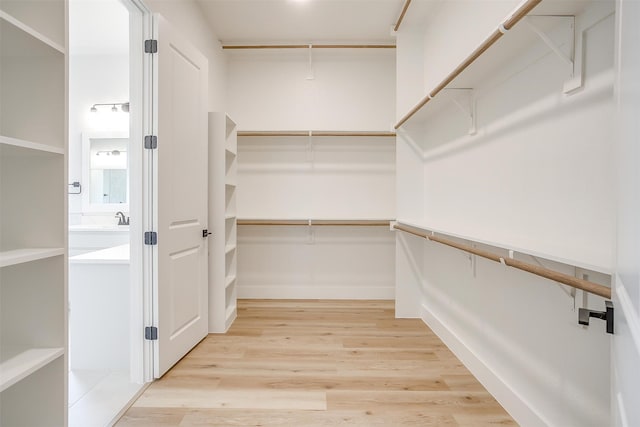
[0, 10, 64, 53]
[0, 248, 64, 268]
[0, 347, 64, 392]
[1, 15, 65, 148]
[225, 275, 236, 290]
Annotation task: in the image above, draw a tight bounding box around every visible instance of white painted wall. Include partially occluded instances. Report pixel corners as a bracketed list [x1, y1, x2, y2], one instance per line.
[228, 49, 395, 131]
[395, 1, 615, 426]
[228, 48, 396, 299]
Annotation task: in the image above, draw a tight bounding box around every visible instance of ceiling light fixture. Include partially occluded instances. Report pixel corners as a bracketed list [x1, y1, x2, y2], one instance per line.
[89, 102, 130, 113]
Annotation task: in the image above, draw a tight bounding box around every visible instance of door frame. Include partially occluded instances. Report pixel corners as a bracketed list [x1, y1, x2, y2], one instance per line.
[122, 0, 153, 384]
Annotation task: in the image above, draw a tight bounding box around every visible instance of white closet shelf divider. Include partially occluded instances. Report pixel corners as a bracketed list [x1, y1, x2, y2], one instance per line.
[0, 136, 65, 155]
[0, 11, 65, 54]
[225, 275, 236, 290]
[0, 347, 64, 392]
[0, 248, 65, 268]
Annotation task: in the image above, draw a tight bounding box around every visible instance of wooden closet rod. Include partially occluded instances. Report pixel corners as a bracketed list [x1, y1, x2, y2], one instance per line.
[394, 0, 412, 32]
[394, 223, 611, 299]
[394, 0, 543, 129]
[238, 219, 392, 227]
[237, 131, 396, 137]
[223, 44, 396, 50]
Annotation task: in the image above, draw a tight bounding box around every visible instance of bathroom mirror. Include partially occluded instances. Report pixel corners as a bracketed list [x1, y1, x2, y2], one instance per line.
[82, 132, 129, 212]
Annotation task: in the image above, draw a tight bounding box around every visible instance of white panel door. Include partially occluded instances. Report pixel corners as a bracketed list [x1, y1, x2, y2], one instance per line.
[612, 1, 640, 425]
[154, 15, 209, 378]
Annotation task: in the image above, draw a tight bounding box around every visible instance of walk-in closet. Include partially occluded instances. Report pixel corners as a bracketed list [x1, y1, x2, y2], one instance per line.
[1, 0, 639, 426]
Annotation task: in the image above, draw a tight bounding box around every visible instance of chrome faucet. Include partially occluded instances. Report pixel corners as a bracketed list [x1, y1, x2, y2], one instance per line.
[115, 211, 129, 226]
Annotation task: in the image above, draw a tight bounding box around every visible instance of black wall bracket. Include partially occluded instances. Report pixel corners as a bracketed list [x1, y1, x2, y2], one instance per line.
[579, 300, 614, 334]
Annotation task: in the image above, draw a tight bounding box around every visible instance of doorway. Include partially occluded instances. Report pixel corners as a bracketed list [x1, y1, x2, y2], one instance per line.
[67, 0, 148, 425]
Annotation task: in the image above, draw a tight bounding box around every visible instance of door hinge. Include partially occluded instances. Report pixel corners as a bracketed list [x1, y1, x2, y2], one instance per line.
[144, 135, 157, 149]
[145, 326, 158, 340]
[144, 231, 157, 245]
[144, 39, 158, 53]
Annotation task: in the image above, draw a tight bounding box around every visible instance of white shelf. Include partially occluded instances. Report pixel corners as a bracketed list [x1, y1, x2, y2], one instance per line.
[395, 219, 611, 275]
[0, 10, 65, 54]
[0, 248, 64, 268]
[225, 215, 237, 220]
[0, 136, 65, 155]
[225, 244, 237, 255]
[225, 275, 236, 290]
[396, 0, 598, 128]
[0, 348, 64, 392]
[226, 183, 237, 189]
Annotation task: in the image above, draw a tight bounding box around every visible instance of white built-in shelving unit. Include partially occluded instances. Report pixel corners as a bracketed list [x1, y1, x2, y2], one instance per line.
[0, 2, 67, 425]
[208, 113, 238, 333]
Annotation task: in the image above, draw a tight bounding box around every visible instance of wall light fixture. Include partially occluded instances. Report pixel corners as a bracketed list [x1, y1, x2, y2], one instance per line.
[90, 102, 130, 113]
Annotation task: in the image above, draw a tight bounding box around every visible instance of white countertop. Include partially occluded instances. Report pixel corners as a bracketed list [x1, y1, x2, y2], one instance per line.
[70, 244, 130, 264]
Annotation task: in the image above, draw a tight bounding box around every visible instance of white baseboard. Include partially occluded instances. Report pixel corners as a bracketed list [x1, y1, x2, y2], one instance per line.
[420, 303, 549, 427]
[237, 285, 394, 300]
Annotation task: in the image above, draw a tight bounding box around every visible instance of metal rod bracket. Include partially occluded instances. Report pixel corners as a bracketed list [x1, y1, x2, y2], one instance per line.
[578, 300, 614, 334]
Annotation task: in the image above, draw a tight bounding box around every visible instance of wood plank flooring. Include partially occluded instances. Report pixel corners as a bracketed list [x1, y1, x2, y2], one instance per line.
[116, 300, 517, 426]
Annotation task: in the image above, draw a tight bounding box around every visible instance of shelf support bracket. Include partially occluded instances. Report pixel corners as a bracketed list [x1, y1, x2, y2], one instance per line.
[306, 44, 315, 80]
[307, 130, 314, 163]
[307, 219, 315, 244]
[525, 16, 580, 94]
[445, 88, 476, 135]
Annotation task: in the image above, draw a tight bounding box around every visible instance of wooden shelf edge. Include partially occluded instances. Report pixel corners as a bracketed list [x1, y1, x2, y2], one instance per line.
[0, 348, 64, 392]
[0, 11, 65, 54]
[0, 248, 65, 268]
[0, 135, 65, 155]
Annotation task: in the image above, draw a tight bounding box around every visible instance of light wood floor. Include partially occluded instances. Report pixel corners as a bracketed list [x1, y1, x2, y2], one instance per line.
[116, 300, 517, 426]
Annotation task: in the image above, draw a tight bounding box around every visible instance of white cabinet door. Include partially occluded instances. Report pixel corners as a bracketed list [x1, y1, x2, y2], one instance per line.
[153, 15, 209, 378]
[612, 1, 640, 425]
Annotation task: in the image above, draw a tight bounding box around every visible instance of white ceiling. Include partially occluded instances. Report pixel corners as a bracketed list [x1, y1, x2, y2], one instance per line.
[196, 0, 406, 44]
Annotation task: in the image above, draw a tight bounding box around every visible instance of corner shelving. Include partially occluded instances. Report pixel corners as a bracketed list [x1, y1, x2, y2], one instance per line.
[208, 113, 238, 333]
[1, 3, 67, 426]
